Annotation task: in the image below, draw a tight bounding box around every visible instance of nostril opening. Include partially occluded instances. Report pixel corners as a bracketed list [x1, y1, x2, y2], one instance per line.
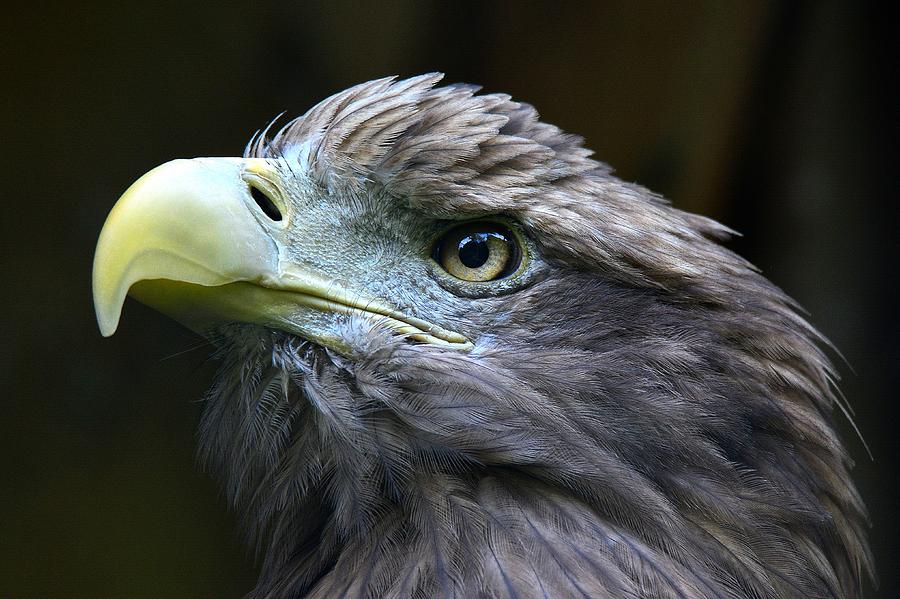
[250, 185, 283, 221]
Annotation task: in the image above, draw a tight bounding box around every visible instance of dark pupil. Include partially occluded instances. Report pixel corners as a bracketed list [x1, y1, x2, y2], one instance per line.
[458, 233, 491, 268]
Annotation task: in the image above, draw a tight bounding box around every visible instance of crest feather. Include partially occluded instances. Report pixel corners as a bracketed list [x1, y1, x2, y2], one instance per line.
[247, 73, 597, 198]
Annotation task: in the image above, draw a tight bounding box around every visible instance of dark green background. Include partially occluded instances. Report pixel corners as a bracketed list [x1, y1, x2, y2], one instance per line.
[2, 2, 894, 597]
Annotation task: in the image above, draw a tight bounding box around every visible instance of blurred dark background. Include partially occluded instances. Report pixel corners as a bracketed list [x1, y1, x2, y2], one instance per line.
[2, 2, 895, 597]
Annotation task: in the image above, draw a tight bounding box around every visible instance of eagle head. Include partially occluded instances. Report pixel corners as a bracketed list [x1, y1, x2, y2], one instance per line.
[93, 74, 872, 598]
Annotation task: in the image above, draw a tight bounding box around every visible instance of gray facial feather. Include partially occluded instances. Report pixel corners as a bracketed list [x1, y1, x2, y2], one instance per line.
[193, 74, 873, 598]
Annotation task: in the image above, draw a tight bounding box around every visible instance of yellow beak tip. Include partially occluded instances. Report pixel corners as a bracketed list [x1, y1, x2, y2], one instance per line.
[97, 316, 119, 338]
[93, 286, 123, 337]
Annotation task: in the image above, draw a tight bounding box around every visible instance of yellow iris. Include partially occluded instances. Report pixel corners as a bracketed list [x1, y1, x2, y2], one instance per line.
[437, 223, 518, 282]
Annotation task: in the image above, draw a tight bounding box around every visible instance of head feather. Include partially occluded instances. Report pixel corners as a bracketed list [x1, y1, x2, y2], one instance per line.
[215, 74, 877, 598]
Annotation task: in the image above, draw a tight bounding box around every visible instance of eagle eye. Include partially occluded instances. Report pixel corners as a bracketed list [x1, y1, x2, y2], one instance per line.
[434, 222, 521, 282]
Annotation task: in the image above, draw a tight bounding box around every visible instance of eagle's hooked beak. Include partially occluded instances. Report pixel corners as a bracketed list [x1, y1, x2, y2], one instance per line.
[92, 158, 471, 351]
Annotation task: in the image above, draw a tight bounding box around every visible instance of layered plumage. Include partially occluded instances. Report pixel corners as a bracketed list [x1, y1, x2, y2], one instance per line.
[184, 74, 869, 597]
